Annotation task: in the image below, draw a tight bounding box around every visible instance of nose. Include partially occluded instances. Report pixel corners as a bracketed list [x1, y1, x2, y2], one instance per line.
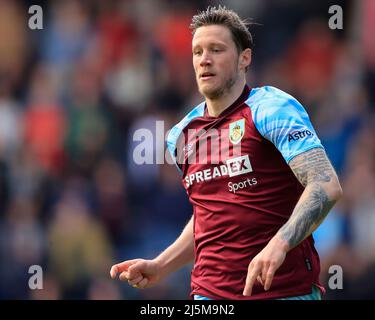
[199, 51, 212, 67]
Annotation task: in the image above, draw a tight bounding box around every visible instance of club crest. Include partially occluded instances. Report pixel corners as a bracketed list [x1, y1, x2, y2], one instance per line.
[229, 119, 245, 144]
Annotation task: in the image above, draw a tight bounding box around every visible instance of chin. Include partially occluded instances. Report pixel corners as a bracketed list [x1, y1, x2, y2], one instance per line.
[200, 86, 223, 100]
[199, 82, 217, 95]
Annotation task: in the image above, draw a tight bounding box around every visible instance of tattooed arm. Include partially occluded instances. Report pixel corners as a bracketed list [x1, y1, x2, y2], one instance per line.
[243, 147, 342, 296]
[276, 147, 343, 248]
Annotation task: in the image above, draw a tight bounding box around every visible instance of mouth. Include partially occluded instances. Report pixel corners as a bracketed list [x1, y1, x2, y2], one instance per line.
[200, 72, 216, 81]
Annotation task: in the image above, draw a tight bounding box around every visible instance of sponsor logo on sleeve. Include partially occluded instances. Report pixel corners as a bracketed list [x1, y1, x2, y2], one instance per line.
[288, 129, 314, 142]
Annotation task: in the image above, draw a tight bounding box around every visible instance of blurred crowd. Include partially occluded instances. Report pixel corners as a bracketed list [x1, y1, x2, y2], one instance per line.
[0, 0, 374, 299]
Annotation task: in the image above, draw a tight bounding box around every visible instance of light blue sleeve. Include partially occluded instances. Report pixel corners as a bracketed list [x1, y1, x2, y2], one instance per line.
[166, 102, 205, 174]
[246, 86, 324, 163]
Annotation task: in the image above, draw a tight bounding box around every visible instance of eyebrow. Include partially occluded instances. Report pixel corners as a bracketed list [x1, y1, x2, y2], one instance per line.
[192, 41, 227, 50]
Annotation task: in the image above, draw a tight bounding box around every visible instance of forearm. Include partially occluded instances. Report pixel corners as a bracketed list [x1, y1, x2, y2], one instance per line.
[275, 181, 338, 251]
[154, 216, 195, 277]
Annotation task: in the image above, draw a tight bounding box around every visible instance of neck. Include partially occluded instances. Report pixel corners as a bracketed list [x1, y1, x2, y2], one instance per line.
[206, 79, 246, 117]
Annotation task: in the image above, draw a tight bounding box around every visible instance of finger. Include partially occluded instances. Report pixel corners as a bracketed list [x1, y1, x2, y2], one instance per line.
[110, 259, 141, 278]
[128, 260, 147, 279]
[261, 262, 270, 284]
[119, 271, 131, 281]
[137, 277, 149, 289]
[243, 264, 261, 296]
[264, 267, 276, 291]
[110, 264, 122, 279]
[128, 275, 144, 286]
[257, 275, 264, 286]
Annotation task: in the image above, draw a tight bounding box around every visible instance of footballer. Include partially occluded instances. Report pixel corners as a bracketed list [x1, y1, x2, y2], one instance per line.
[110, 6, 342, 300]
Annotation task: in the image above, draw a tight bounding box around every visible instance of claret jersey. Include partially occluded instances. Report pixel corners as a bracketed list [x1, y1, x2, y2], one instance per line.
[167, 85, 325, 300]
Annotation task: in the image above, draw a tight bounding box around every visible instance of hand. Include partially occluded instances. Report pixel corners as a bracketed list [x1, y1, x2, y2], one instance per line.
[243, 236, 289, 296]
[110, 258, 163, 289]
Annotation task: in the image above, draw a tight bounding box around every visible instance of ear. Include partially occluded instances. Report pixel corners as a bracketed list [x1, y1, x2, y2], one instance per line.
[239, 48, 252, 71]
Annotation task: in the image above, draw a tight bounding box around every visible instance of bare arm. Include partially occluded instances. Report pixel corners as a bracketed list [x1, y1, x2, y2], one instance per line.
[110, 215, 195, 288]
[154, 215, 195, 278]
[244, 147, 343, 296]
[276, 147, 343, 250]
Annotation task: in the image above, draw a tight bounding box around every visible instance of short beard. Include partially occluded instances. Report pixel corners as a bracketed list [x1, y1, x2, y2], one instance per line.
[200, 72, 238, 100]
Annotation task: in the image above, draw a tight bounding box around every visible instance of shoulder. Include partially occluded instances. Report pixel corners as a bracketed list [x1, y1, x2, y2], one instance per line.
[245, 86, 311, 131]
[245, 85, 304, 115]
[168, 102, 205, 142]
[166, 101, 205, 157]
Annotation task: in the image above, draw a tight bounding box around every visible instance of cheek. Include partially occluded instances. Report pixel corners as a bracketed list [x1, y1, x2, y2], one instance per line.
[219, 61, 235, 79]
[193, 62, 200, 77]
[226, 60, 238, 77]
[193, 57, 199, 69]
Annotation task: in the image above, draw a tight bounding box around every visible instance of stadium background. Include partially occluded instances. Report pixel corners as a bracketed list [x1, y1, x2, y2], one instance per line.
[0, 0, 374, 300]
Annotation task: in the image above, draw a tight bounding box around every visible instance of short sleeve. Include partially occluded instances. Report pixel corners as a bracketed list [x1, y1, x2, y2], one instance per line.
[167, 102, 205, 174]
[247, 86, 324, 163]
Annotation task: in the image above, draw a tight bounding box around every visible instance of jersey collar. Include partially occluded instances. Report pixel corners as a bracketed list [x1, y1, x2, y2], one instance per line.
[203, 85, 251, 119]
